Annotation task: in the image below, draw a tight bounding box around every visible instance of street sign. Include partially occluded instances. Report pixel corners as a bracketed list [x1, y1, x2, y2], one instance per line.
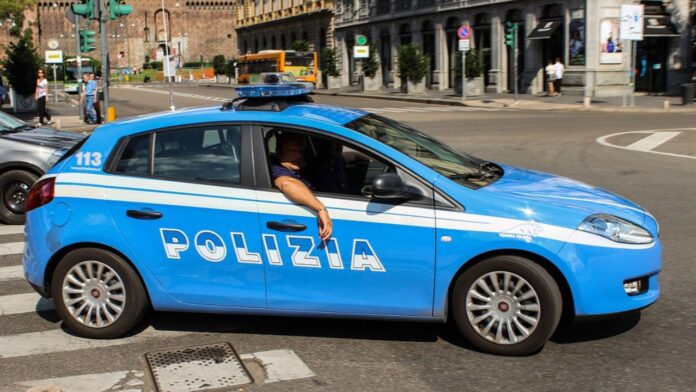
[353, 45, 369, 59]
[458, 39, 470, 51]
[45, 50, 64, 64]
[620, 4, 644, 40]
[457, 25, 472, 40]
[356, 35, 368, 46]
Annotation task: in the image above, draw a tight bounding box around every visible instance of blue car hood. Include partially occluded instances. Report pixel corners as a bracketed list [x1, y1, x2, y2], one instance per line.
[480, 165, 646, 226]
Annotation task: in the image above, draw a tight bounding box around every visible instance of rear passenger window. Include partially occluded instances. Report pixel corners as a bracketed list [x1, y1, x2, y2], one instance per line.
[153, 126, 241, 184]
[115, 134, 150, 175]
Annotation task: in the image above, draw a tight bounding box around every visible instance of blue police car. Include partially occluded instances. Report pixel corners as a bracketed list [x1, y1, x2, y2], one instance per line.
[22, 85, 661, 356]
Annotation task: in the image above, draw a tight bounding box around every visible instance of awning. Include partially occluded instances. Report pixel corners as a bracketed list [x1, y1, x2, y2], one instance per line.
[643, 14, 680, 37]
[527, 20, 561, 40]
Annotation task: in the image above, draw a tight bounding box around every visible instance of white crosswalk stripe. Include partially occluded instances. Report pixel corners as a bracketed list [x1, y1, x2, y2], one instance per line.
[0, 225, 315, 390]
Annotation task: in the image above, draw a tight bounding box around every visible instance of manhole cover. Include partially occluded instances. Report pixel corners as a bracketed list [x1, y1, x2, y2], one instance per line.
[145, 342, 252, 392]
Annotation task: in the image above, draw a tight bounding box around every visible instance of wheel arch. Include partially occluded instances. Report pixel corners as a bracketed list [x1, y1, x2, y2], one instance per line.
[43, 242, 152, 305]
[446, 249, 575, 325]
[0, 162, 45, 178]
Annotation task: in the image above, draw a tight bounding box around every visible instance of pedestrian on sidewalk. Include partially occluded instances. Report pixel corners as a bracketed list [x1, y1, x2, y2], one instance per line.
[545, 59, 556, 96]
[553, 58, 565, 96]
[35, 69, 53, 125]
[82, 74, 97, 124]
[89, 73, 102, 124]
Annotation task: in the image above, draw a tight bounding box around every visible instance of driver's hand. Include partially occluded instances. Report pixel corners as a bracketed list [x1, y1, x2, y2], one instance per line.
[317, 209, 332, 242]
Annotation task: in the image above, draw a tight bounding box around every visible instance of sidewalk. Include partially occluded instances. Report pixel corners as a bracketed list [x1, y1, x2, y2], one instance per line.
[1, 94, 98, 133]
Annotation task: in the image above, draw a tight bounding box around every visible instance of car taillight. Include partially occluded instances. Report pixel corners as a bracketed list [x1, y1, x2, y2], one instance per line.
[25, 177, 55, 212]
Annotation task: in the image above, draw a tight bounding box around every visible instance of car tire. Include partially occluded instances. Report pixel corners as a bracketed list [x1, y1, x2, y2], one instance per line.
[51, 248, 149, 339]
[452, 255, 562, 356]
[0, 170, 39, 225]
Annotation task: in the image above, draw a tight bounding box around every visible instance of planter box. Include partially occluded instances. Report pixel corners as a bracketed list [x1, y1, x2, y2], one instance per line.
[406, 79, 426, 94]
[454, 76, 484, 97]
[10, 89, 37, 113]
[362, 75, 382, 92]
[327, 76, 342, 89]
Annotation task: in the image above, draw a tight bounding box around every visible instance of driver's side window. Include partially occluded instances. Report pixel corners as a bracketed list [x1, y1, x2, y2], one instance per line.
[263, 127, 394, 198]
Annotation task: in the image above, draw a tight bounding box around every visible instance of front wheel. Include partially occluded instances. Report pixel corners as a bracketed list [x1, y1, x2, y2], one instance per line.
[51, 248, 149, 338]
[452, 255, 562, 356]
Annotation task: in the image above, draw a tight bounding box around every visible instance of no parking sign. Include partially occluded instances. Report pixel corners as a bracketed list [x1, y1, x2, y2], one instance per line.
[457, 25, 472, 40]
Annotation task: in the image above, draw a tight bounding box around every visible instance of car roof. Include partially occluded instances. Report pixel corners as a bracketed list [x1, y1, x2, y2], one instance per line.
[97, 102, 368, 139]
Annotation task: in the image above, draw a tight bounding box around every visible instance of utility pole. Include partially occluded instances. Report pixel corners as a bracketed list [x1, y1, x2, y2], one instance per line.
[74, 17, 83, 120]
[99, 0, 110, 116]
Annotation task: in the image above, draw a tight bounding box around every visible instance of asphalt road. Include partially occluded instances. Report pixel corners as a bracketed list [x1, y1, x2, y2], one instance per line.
[2, 84, 695, 391]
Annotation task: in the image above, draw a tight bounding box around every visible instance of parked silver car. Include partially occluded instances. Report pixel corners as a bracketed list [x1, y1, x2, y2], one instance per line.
[0, 110, 85, 224]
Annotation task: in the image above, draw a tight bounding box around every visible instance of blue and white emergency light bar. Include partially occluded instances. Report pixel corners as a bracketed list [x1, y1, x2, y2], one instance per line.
[234, 84, 310, 98]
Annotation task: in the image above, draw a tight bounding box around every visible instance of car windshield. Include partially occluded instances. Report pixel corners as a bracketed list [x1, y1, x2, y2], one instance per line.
[345, 114, 502, 187]
[0, 110, 27, 131]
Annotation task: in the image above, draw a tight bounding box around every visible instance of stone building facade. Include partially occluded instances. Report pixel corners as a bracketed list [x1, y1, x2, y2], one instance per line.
[234, 0, 335, 55]
[2, 0, 237, 69]
[334, 0, 695, 95]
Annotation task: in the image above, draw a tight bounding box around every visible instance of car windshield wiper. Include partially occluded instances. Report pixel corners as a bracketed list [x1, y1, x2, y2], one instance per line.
[12, 123, 36, 131]
[448, 172, 489, 181]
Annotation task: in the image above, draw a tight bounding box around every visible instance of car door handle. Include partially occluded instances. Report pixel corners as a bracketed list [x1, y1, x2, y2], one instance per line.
[126, 209, 163, 220]
[266, 221, 307, 232]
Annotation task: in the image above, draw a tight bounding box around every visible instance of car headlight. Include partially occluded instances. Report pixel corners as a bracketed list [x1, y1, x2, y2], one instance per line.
[47, 147, 69, 166]
[578, 214, 653, 244]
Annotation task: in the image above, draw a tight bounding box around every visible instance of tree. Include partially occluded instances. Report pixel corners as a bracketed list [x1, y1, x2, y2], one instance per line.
[454, 49, 483, 78]
[0, 0, 36, 36]
[397, 44, 427, 83]
[223, 59, 237, 78]
[319, 47, 340, 77]
[212, 55, 226, 75]
[361, 46, 379, 79]
[2, 29, 41, 96]
[292, 40, 310, 52]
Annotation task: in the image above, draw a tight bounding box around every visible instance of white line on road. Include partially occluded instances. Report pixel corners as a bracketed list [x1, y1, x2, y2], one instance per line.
[16, 371, 136, 392]
[0, 226, 24, 236]
[0, 242, 24, 256]
[240, 349, 315, 383]
[625, 132, 682, 151]
[0, 327, 188, 358]
[0, 292, 54, 316]
[0, 265, 23, 281]
[597, 128, 696, 161]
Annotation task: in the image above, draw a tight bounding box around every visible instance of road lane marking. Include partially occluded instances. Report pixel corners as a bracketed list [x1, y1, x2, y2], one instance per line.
[16, 371, 137, 392]
[0, 265, 23, 281]
[0, 292, 54, 315]
[625, 132, 682, 151]
[0, 242, 23, 256]
[240, 349, 315, 383]
[597, 128, 696, 161]
[0, 226, 24, 236]
[0, 327, 188, 358]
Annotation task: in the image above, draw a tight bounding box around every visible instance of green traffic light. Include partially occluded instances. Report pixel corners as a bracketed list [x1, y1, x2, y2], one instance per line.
[109, 0, 133, 19]
[79, 29, 97, 52]
[70, 0, 94, 18]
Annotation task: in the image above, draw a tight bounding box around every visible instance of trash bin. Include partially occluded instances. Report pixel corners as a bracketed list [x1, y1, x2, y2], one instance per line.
[682, 83, 695, 105]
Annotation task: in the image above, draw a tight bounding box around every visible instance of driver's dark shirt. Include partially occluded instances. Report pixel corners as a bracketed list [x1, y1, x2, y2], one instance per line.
[272, 164, 313, 189]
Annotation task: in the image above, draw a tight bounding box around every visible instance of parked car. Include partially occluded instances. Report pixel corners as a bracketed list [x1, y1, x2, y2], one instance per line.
[0, 110, 86, 224]
[23, 85, 660, 356]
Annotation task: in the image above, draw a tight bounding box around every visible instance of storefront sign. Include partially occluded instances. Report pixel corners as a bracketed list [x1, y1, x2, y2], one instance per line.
[599, 18, 623, 64]
[620, 4, 644, 41]
[353, 46, 369, 59]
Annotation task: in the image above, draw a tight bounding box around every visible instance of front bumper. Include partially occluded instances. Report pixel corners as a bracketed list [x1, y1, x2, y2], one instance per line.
[558, 238, 662, 316]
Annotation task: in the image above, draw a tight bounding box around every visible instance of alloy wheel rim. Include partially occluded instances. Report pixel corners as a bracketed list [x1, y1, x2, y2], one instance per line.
[465, 271, 541, 345]
[61, 260, 126, 328]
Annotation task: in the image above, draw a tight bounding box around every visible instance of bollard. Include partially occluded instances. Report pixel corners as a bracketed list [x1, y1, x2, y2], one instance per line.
[663, 99, 670, 111]
[107, 106, 117, 122]
[583, 96, 591, 108]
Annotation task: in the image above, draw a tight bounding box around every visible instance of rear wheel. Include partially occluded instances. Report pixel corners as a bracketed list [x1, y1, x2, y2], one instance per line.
[51, 248, 149, 338]
[452, 255, 562, 356]
[0, 170, 38, 224]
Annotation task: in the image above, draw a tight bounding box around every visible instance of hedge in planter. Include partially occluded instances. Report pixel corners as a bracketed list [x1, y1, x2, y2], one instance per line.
[454, 49, 483, 79]
[362, 46, 380, 79]
[397, 44, 427, 84]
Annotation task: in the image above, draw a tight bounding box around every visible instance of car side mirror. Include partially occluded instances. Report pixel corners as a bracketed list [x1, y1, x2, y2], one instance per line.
[371, 173, 415, 199]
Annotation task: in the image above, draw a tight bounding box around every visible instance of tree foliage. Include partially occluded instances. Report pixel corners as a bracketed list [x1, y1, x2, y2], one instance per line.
[319, 47, 340, 77]
[361, 46, 379, 79]
[212, 54, 226, 75]
[2, 30, 41, 95]
[291, 40, 310, 52]
[454, 49, 483, 78]
[397, 44, 427, 83]
[0, 0, 35, 36]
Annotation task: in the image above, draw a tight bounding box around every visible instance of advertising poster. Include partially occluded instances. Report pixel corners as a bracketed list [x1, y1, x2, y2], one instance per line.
[569, 9, 585, 65]
[600, 18, 622, 64]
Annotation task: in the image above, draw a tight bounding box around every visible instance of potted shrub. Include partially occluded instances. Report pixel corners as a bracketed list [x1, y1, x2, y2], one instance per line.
[397, 44, 427, 94]
[320, 47, 341, 89]
[361, 46, 381, 91]
[212, 54, 226, 83]
[2, 29, 41, 113]
[454, 49, 484, 97]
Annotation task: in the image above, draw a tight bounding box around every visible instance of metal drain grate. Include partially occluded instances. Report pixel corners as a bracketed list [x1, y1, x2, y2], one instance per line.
[145, 342, 252, 392]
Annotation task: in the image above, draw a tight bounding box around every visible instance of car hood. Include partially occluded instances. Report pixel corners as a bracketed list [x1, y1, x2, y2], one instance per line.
[0, 126, 85, 149]
[481, 165, 646, 226]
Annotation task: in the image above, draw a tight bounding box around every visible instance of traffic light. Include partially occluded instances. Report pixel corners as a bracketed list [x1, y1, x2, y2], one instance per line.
[505, 22, 518, 47]
[79, 29, 97, 52]
[109, 0, 133, 20]
[71, 0, 95, 19]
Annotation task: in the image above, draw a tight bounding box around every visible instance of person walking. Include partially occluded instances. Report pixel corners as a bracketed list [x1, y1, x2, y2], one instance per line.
[82, 73, 97, 124]
[545, 60, 556, 96]
[35, 69, 53, 125]
[553, 57, 565, 96]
